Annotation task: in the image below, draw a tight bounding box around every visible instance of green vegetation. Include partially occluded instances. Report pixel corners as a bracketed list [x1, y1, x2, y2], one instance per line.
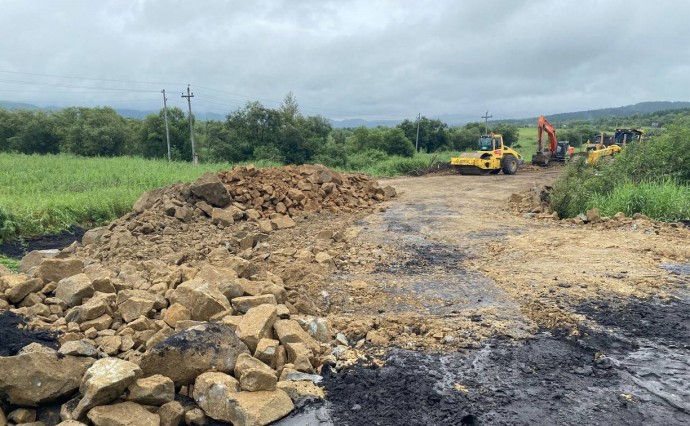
[0, 154, 250, 242]
[549, 117, 690, 221]
[2, 98, 689, 242]
[0, 255, 19, 272]
[0, 150, 459, 243]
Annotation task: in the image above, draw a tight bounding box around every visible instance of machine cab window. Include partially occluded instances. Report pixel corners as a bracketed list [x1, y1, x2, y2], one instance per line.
[479, 136, 494, 151]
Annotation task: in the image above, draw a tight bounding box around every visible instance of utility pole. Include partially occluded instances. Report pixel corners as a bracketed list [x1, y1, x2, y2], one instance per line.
[181, 84, 197, 165]
[481, 110, 493, 135]
[161, 89, 171, 162]
[415, 113, 421, 152]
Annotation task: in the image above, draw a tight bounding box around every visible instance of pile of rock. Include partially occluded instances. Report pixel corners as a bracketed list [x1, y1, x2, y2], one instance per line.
[137, 164, 395, 231]
[1, 252, 329, 425]
[0, 164, 394, 425]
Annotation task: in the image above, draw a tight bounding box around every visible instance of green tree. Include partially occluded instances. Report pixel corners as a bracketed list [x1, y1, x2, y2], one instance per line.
[381, 128, 415, 157]
[137, 107, 189, 160]
[7, 110, 61, 154]
[56, 107, 133, 157]
[397, 117, 449, 152]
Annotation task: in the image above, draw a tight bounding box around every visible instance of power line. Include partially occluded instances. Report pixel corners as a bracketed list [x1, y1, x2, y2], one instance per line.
[0, 70, 182, 86]
[0, 78, 159, 93]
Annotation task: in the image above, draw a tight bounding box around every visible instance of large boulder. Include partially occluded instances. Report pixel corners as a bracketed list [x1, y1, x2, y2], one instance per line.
[87, 401, 160, 426]
[0, 350, 94, 406]
[193, 372, 293, 426]
[36, 258, 83, 283]
[170, 279, 232, 321]
[191, 172, 231, 207]
[139, 323, 249, 385]
[72, 358, 143, 419]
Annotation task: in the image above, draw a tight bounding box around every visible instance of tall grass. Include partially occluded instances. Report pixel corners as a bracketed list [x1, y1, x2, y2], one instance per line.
[549, 120, 690, 222]
[350, 151, 461, 177]
[589, 180, 690, 221]
[0, 153, 278, 242]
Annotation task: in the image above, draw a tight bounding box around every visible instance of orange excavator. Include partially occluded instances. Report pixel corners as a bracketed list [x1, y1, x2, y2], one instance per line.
[531, 115, 574, 166]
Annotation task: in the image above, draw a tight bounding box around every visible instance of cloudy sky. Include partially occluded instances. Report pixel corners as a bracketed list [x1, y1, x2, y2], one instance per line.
[1, 0, 688, 121]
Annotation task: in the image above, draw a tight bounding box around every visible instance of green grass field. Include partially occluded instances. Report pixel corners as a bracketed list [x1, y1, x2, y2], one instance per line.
[0, 153, 256, 242]
[513, 127, 538, 158]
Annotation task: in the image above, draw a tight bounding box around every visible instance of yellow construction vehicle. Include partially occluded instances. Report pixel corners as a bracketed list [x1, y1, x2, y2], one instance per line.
[585, 128, 644, 164]
[450, 133, 524, 175]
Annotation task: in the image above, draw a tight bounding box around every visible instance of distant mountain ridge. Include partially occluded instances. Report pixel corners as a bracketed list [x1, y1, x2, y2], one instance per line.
[1, 100, 688, 127]
[496, 101, 690, 125]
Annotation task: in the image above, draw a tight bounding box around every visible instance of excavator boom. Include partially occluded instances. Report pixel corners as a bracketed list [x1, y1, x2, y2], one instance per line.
[532, 115, 572, 166]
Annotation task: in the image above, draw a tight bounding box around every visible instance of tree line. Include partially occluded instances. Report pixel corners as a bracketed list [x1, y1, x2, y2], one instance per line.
[0, 94, 521, 165]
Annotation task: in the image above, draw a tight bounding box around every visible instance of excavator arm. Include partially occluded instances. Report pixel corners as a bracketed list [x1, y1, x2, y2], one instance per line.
[536, 115, 558, 154]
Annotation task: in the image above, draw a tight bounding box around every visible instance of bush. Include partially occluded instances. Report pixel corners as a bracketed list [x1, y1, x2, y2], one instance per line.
[549, 121, 690, 221]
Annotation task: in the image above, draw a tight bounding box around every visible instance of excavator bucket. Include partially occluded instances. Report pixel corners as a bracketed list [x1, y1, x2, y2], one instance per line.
[531, 152, 550, 167]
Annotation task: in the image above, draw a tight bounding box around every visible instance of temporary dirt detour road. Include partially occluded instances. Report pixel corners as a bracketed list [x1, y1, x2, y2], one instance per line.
[285, 169, 690, 425]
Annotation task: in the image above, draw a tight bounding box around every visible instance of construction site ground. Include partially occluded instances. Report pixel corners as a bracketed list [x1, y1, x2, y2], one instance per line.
[279, 169, 690, 425]
[1, 167, 689, 425]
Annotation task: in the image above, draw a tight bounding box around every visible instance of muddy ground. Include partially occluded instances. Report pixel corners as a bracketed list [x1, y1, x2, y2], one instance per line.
[279, 169, 690, 425]
[4, 168, 689, 425]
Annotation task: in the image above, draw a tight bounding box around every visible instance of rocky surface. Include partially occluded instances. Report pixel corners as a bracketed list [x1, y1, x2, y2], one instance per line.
[0, 164, 394, 425]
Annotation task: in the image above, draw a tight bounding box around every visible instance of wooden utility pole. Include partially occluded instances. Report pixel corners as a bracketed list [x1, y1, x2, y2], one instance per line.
[481, 110, 493, 135]
[181, 84, 197, 164]
[161, 89, 171, 162]
[415, 113, 421, 152]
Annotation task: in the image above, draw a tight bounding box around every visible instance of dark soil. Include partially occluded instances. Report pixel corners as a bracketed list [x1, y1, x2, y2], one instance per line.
[0, 226, 85, 259]
[321, 329, 688, 425]
[0, 311, 59, 356]
[576, 297, 690, 348]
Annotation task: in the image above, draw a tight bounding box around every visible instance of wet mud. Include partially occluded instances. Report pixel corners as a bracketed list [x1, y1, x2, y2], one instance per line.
[0, 226, 85, 259]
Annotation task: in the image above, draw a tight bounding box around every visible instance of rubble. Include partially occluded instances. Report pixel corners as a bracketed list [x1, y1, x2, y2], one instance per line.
[0, 164, 396, 425]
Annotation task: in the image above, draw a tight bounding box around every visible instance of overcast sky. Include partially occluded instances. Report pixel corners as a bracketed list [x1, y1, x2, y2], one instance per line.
[1, 0, 689, 121]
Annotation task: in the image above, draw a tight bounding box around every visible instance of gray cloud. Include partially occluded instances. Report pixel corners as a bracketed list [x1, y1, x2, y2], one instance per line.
[0, 0, 688, 120]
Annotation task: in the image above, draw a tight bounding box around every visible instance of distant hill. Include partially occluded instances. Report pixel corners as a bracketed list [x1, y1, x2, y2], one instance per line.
[497, 101, 690, 125]
[0, 100, 42, 110]
[329, 118, 403, 128]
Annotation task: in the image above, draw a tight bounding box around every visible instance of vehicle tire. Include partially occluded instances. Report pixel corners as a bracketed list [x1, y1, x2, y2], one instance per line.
[502, 155, 518, 175]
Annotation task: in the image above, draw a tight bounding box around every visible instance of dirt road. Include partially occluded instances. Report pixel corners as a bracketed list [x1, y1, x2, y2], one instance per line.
[283, 169, 690, 425]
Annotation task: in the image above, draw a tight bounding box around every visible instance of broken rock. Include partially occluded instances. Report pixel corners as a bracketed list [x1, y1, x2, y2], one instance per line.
[190, 172, 231, 207]
[0, 350, 94, 406]
[36, 258, 83, 284]
[170, 279, 232, 321]
[236, 304, 278, 353]
[139, 323, 249, 385]
[87, 401, 160, 426]
[55, 273, 94, 308]
[127, 374, 174, 406]
[234, 353, 278, 391]
[231, 294, 277, 314]
[72, 358, 143, 419]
